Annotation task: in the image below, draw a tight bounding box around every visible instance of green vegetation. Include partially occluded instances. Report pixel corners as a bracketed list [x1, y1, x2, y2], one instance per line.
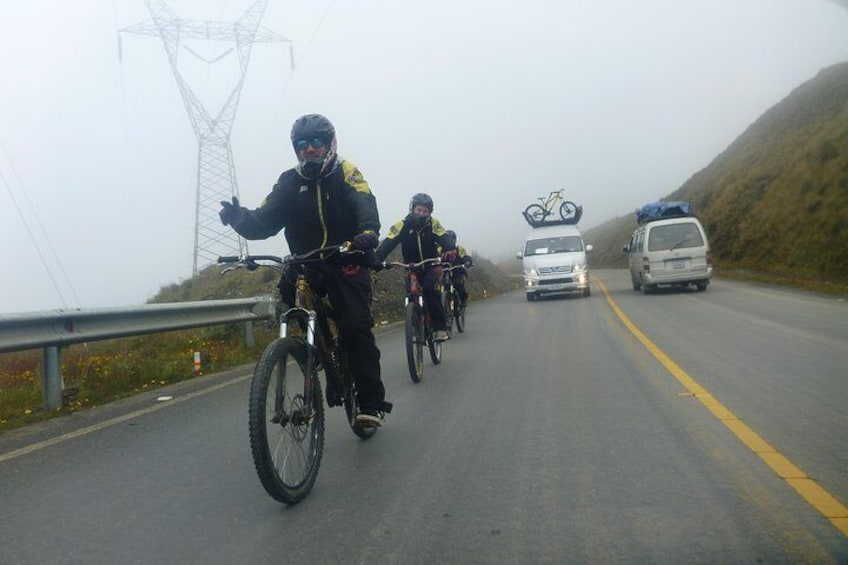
[0, 326, 277, 432]
[0, 251, 514, 433]
[585, 62, 848, 292]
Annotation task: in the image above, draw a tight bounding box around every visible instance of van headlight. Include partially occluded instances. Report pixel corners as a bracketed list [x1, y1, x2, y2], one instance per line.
[572, 264, 587, 273]
[527, 268, 538, 276]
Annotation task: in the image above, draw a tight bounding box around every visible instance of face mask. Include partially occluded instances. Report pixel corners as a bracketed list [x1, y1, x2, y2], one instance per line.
[298, 159, 323, 180]
[412, 213, 429, 227]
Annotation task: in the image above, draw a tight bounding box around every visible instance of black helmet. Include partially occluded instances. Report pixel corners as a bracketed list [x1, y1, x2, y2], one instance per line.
[445, 230, 456, 240]
[290, 114, 335, 145]
[290, 114, 338, 179]
[409, 192, 434, 213]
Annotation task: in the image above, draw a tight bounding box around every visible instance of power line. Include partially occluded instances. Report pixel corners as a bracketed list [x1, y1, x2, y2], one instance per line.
[269, 0, 336, 136]
[0, 166, 73, 309]
[0, 139, 82, 307]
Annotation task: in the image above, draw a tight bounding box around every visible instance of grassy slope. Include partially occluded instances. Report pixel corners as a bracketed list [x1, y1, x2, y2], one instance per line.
[584, 62, 848, 288]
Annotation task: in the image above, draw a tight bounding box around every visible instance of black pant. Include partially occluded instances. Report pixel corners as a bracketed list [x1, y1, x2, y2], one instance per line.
[407, 266, 447, 332]
[453, 269, 468, 305]
[279, 264, 385, 410]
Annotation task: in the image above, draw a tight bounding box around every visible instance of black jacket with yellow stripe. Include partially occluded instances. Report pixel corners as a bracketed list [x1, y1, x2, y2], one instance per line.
[228, 159, 380, 262]
[376, 215, 455, 263]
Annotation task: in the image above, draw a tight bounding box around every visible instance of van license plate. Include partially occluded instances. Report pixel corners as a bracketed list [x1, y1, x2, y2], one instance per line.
[669, 259, 687, 270]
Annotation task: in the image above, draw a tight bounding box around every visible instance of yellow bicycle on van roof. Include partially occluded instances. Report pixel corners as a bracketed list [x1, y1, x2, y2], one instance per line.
[524, 189, 579, 223]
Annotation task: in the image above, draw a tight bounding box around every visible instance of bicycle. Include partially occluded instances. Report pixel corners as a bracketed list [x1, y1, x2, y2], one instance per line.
[218, 244, 384, 505]
[523, 189, 578, 223]
[382, 257, 444, 383]
[441, 263, 467, 334]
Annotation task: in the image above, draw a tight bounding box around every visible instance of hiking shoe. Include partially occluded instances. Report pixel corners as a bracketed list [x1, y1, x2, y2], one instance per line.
[356, 408, 384, 428]
[433, 330, 450, 342]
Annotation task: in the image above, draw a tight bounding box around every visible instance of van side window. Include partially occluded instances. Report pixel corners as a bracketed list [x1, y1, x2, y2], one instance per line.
[633, 232, 643, 253]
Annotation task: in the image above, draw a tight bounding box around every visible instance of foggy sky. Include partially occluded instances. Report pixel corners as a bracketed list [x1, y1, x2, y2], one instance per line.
[1, 0, 847, 314]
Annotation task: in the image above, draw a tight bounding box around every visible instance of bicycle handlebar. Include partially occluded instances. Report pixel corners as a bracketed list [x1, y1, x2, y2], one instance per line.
[382, 257, 446, 271]
[441, 262, 473, 272]
[218, 243, 367, 271]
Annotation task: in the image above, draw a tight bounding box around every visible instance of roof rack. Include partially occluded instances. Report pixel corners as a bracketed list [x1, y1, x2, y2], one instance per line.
[521, 205, 583, 228]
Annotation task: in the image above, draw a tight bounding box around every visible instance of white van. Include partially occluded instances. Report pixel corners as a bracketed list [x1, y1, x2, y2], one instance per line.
[623, 216, 713, 294]
[516, 224, 592, 301]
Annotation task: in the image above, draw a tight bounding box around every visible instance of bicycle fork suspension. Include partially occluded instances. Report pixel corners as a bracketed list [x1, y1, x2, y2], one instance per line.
[275, 308, 319, 423]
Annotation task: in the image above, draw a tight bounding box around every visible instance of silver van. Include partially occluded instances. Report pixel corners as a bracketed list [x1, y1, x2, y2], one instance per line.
[517, 224, 592, 300]
[623, 216, 712, 293]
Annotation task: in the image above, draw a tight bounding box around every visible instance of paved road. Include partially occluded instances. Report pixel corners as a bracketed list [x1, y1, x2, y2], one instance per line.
[1, 270, 846, 564]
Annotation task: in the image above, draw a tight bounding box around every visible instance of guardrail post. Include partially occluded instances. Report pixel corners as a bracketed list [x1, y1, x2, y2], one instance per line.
[42, 346, 62, 411]
[244, 321, 255, 348]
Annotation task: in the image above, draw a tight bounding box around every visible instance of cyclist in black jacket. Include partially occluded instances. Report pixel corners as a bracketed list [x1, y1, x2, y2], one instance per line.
[376, 193, 457, 342]
[218, 114, 390, 427]
[445, 230, 473, 309]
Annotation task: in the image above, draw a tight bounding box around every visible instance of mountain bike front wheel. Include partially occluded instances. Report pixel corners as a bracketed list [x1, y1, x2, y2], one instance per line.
[442, 290, 454, 334]
[428, 333, 442, 365]
[453, 294, 465, 333]
[248, 337, 325, 505]
[405, 302, 424, 383]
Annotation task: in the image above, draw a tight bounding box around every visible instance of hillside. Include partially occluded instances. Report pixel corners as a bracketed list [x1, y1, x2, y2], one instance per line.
[150, 249, 519, 321]
[584, 62, 848, 287]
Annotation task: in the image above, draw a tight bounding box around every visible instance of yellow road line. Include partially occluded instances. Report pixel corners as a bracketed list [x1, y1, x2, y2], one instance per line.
[595, 278, 848, 537]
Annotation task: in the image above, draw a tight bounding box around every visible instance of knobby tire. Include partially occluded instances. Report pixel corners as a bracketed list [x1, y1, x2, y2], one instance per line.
[428, 332, 442, 365]
[454, 291, 465, 333]
[559, 200, 578, 220]
[442, 290, 453, 334]
[405, 302, 424, 382]
[248, 337, 324, 505]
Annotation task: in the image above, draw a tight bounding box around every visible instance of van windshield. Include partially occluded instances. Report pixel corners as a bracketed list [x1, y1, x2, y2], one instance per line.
[648, 223, 704, 251]
[524, 236, 583, 256]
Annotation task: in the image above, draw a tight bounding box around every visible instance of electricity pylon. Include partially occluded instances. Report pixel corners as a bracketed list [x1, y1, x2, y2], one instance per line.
[121, 0, 290, 275]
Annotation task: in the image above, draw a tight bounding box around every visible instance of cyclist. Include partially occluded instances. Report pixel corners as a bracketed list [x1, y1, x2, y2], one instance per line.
[444, 230, 473, 309]
[218, 113, 390, 427]
[376, 192, 457, 342]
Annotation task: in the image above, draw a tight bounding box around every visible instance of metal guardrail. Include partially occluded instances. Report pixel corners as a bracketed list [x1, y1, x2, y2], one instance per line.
[0, 297, 276, 410]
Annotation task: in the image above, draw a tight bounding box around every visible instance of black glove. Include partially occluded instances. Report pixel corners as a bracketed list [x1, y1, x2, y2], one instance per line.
[463, 258, 473, 268]
[219, 196, 241, 226]
[352, 231, 379, 251]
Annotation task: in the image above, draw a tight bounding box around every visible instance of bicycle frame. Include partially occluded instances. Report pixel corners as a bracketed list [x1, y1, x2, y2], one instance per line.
[221, 245, 356, 421]
[537, 189, 565, 214]
[394, 258, 445, 331]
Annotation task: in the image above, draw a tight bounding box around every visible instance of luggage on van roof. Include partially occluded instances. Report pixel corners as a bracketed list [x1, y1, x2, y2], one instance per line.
[636, 201, 693, 225]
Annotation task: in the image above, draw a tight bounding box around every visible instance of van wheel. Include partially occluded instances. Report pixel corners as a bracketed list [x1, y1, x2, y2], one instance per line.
[696, 281, 708, 291]
[632, 277, 641, 291]
[583, 287, 591, 297]
[641, 281, 653, 295]
[526, 294, 535, 302]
